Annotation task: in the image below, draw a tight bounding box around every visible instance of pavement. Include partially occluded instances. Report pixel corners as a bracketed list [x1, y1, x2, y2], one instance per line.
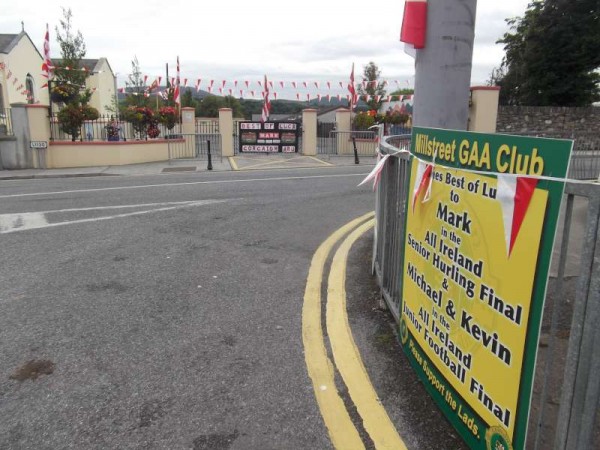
[0, 154, 377, 180]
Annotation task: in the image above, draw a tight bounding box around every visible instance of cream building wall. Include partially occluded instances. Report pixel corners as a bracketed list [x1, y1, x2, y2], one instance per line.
[0, 32, 49, 106]
[87, 58, 115, 115]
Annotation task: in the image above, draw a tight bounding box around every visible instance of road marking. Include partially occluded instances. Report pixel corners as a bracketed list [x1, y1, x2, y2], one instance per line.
[306, 155, 334, 166]
[327, 219, 407, 450]
[228, 156, 239, 171]
[0, 199, 225, 234]
[303, 212, 374, 450]
[0, 173, 368, 199]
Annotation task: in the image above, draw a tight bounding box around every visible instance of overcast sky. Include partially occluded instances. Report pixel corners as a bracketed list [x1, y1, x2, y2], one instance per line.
[2, 0, 530, 100]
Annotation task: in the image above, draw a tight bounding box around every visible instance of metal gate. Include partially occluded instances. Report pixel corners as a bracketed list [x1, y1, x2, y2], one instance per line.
[167, 133, 222, 162]
[167, 119, 222, 161]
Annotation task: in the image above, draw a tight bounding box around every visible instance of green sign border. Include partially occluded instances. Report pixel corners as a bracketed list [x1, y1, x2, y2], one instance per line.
[399, 127, 573, 450]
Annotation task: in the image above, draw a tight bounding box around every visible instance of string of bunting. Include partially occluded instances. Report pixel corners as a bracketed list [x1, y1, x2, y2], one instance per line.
[118, 75, 413, 101]
[0, 61, 32, 101]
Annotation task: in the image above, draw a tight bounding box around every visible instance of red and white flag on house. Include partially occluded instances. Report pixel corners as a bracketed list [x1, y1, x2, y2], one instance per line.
[496, 175, 538, 257]
[348, 63, 358, 110]
[41, 24, 53, 88]
[260, 75, 271, 123]
[400, 0, 428, 57]
[173, 56, 181, 106]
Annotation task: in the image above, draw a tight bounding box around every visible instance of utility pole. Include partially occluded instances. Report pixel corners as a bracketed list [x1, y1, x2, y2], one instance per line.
[412, 0, 478, 130]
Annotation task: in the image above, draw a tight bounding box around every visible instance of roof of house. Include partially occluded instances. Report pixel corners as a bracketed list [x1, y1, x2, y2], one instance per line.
[0, 34, 18, 53]
[0, 31, 43, 60]
[51, 57, 113, 75]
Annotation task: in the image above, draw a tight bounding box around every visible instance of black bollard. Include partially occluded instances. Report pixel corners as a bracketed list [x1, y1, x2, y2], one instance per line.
[352, 137, 359, 164]
[207, 139, 213, 171]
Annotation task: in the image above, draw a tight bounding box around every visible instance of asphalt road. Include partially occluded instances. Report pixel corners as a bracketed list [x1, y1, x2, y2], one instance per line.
[0, 166, 465, 450]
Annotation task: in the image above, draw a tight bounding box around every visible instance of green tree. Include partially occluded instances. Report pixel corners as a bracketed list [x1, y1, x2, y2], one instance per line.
[494, 0, 600, 106]
[222, 96, 244, 118]
[195, 95, 222, 117]
[54, 7, 87, 90]
[389, 88, 414, 96]
[181, 89, 196, 109]
[357, 61, 387, 111]
[123, 56, 150, 108]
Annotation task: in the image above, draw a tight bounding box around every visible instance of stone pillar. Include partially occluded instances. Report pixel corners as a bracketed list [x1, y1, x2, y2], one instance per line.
[181, 107, 196, 158]
[302, 109, 317, 156]
[468, 86, 500, 133]
[219, 108, 234, 157]
[2, 103, 33, 169]
[26, 104, 51, 168]
[335, 108, 352, 155]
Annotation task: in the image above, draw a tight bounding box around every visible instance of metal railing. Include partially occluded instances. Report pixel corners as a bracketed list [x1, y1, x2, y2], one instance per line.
[49, 113, 182, 142]
[0, 108, 13, 136]
[167, 133, 222, 162]
[373, 134, 600, 449]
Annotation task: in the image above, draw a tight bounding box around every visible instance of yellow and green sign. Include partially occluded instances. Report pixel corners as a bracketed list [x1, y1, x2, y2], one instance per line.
[400, 127, 572, 450]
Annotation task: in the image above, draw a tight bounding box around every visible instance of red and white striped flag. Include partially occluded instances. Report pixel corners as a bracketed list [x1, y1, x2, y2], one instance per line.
[400, 0, 428, 57]
[41, 24, 53, 88]
[173, 56, 181, 106]
[260, 74, 271, 122]
[348, 63, 358, 111]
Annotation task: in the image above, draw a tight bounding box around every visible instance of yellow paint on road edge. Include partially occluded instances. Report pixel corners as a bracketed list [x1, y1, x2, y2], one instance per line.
[302, 212, 374, 450]
[327, 219, 408, 450]
[228, 157, 239, 171]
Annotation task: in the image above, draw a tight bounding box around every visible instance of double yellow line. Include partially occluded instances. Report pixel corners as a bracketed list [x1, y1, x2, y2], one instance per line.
[302, 212, 407, 449]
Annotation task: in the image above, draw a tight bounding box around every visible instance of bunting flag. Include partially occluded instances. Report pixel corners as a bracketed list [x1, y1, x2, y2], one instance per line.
[148, 78, 159, 92]
[348, 63, 357, 111]
[158, 76, 162, 85]
[143, 75, 148, 84]
[269, 81, 273, 88]
[292, 81, 297, 89]
[218, 87, 223, 94]
[228, 88, 233, 96]
[41, 23, 53, 88]
[245, 80, 250, 88]
[317, 94, 321, 102]
[306, 93, 310, 102]
[303, 81, 308, 88]
[339, 81, 344, 88]
[260, 74, 271, 122]
[412, 160, 434, 211]
[209, 80, 214, 88]
[257, 80, 262, 88]
[400, 0, 428, 56]
[195, 79, 201, 91]
[358, 154, 391, 190]
[234, 80, 238, 87]
[273, 92, 278, 100]
[279, 81, 284, 89]
[250, 90, 255, 97]
[314, 81, 319, 89]
[296, 93, 300, 101]
[327, 81, 331, 90]
[222, 80, 226, 88]
[326, 94, 331, 102]
[497, 175, 539, 257]
[183, 78, 188, 87]
[240, 90, 244, 97]
[207, 86, 213, 93]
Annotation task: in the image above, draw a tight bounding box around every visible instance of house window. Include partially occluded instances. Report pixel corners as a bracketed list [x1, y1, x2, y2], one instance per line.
[25, 74, 35, 104]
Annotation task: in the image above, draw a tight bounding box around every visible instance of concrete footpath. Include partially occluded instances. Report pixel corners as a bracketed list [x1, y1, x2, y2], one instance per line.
[0, 154, 377, 180]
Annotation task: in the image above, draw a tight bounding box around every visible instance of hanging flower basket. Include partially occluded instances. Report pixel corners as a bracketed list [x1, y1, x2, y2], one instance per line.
[50, 84, 79, 103]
